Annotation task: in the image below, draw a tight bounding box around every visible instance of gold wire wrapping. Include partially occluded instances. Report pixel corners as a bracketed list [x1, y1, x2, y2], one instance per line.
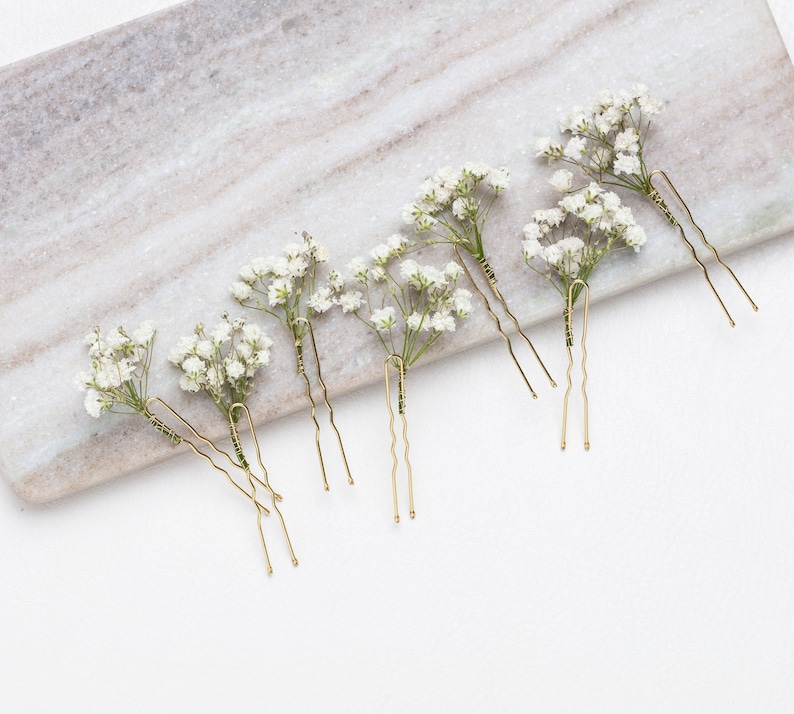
[291, 316, 354, 491]
[648, 169, 758, 327]
[229, 403, 298, 568]
[452, 245, 546, 399]
[383, 354, 414, 523]
[560, 279, 590, 451]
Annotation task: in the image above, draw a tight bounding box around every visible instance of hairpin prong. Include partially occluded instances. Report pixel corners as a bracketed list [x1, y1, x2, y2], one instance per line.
[648, 169, 758, 327]
[292, 316, 354, 486]
[144, 396, 275, 572]
[230, 402, 298, 567]
[476, 254, 557, 388]
[560, 279, 590, 451]
[384, 354, 414, 522]
[291, 323, 329, 491]
[452, 245, 538, 399]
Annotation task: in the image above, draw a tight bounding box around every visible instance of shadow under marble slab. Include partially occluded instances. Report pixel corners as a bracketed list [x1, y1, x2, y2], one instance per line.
[1, 0, 793, 502]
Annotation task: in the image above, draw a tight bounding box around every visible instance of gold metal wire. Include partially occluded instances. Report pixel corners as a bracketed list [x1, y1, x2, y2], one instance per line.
[560, 280, 590, 451]
[383, 354, 414, 523]
[229, 403, 298, 567]
[648, 169, 758, 327]
[476, 254, 556, 389]
[292, 333, 328, 491]
[143, 397, 275, 572]
[451, 245, 538, 399]
[292, 317, 354, 487]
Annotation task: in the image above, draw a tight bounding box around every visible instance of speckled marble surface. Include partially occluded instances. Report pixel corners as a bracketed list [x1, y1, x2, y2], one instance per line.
[1, 0, 793, 502]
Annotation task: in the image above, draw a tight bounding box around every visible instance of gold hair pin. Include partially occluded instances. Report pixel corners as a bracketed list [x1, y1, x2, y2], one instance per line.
[168, 313, 298, 571]
[403, 163, 556, 398]
[76, 321, 294, 573]
[561, 280, 590, 450]
[338, 239, 473, 521]
[535, 83, 756, 327]
[233, 232, 354, 491]
[383, 354, 413, 523]
[647, 169, 757, 327]
[523, 173, 647, 450]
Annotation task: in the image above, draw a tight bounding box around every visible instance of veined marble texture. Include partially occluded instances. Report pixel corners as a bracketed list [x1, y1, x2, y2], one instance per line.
[1, 0, 793, 502]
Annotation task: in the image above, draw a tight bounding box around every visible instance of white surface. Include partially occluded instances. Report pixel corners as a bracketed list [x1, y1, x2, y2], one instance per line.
[2, 3, 794, 713]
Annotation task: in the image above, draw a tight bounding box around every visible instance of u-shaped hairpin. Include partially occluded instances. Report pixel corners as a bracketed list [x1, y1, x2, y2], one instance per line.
[383, 354, 414, 523]
[648, 169, 758, 327]
[560, 279, 590, 451]
[291, 316, 354, 491]
[143, 396, 277, 571]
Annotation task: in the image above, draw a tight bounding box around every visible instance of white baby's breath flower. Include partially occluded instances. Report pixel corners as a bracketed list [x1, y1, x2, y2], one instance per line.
[105, 328, 128, 352]
[308, 286, 335, 313]
[534, 136, 553, 156]
[561, 192, 587, 214]
[327, 270, 345, 293]
[370, 306, 397, 332]
[614, 128, 640, 154]
[402, 203, 423, 224]
[339, 290, 363, 313]
[386, 233, 409, 252]
[452, 196, 477, 220]
[444, 261, 462, 280]
[430, 310, 456, 333]
[487, 166, 510, 191]
[613, 152, 641, 176]
[224, 358, 246, 383]
[196, 339, 215, 359]
[132, 320, 156, 347]
[267, 277, 294, 306]
[638, 93, 663, 116]
[522, 236, 544, 261]
[231, 281, 253, 301]
[399, 258, 420, 283]
[563, 136, 587, 161]
[347, 257, 369, 284]
[83, 388, 105, 418]
[371, 243, 394, 265]
[549, 169, 573, 193]
[625, 224, 648, 251]
[452, 288, 473, 317]
[210, 321, 232, 346]
[523, 222, 542, 241]
[406, 312, 424, 332]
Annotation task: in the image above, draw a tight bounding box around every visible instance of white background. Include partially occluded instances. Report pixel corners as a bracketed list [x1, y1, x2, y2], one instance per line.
[2, 2, 793, 712]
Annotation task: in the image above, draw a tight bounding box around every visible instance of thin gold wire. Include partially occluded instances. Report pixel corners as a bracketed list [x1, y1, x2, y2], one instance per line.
[291, 323, 329, 491]
[229, 403, 298, 567]
[648, 169, 758, 328]
[452, 245, 538, 399]
[143, 397, 274, 572]
[560, 280, 590, 451]
[475, 254, 556, 388]
[292, 317, 354, 486]
[383, 354, 414, 523]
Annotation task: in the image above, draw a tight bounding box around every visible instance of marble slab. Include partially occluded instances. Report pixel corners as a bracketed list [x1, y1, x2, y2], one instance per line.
[2, 0, 793, 503]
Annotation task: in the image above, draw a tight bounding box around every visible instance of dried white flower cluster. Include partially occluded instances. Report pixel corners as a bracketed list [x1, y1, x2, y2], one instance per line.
[522, 170, 647, 290]
[232, 232, 338, 337]
[534, 83, 662, 195]
[168, 314, 272, 419]
[75, 321, 157, 418]
[340, 238, 473, 371]
[402, 162, 509, 260]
